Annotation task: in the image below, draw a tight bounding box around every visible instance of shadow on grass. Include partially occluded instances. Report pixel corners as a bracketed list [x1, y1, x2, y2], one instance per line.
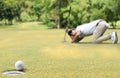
[77, 42, 120, 44]
[2, 68, 27, 72]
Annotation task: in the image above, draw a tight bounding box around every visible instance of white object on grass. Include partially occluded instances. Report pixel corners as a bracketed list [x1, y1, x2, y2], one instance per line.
[3, 71, 24, 76]
[15, 60, 24, 71]
[111, 32, 118, 44]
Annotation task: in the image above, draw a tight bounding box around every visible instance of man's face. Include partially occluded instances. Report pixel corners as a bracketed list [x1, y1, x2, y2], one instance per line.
[71, 30, 76, 36]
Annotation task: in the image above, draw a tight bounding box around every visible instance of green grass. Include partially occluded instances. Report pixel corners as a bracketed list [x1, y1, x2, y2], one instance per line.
[117, 21, 120, 28]
[0, 22, 51, 30]
[0, 27, 120, 78]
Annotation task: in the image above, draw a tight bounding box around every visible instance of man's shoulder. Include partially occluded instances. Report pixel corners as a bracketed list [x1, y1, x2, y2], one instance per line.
[90, 19, 103, 23]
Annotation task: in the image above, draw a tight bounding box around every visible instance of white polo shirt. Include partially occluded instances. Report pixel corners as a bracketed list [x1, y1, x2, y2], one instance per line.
[76, 19, 110, 37]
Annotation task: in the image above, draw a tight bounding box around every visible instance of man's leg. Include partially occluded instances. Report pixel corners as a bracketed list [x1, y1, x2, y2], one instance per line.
[92, 21, 111, 43]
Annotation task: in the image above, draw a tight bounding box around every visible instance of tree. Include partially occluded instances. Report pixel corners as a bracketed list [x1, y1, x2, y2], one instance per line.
[0, 0, 4, 21]
[54, 0, 72, 28]
[33, 0, 43, 21]
[103, 0, 120, 28]
[3, 0, 16, 24]
[1, 0, 120, 28]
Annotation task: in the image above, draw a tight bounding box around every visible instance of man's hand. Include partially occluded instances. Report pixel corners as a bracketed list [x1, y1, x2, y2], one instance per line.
[71, 34, 79, 43]
[71, 30, 80, 43]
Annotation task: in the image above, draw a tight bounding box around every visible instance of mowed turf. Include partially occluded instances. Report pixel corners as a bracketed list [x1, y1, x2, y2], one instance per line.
[0, 29, 120, 78]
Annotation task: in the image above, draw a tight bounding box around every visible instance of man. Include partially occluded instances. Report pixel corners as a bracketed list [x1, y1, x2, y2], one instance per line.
[66, 19, 118, 44]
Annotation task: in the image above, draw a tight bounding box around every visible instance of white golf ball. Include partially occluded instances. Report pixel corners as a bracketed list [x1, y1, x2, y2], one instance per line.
[15, 60, 24, 71]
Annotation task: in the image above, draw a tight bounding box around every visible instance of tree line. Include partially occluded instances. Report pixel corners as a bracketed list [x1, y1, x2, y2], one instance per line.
[0, 0, 120, 28]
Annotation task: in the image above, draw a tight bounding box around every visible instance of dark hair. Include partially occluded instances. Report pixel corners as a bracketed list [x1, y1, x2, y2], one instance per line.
[68, 29, 75, 36]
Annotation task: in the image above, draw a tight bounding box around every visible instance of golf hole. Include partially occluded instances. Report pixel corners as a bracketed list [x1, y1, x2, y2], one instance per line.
[2, 70, 24, 76]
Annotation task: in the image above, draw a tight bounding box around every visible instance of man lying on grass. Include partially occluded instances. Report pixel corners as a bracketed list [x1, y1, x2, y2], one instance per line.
[66, 19, 118, 44]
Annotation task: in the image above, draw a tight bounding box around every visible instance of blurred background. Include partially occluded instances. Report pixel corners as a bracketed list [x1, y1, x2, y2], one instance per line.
[0, 0, 120, 29]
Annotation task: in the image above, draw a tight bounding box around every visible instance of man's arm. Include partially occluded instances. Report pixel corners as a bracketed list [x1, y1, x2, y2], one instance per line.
[71, 31, 80, 43]
[70, 35, 74, 40]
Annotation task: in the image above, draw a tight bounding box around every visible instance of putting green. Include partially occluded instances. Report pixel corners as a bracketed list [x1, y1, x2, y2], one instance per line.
[0, 29, 120, 78]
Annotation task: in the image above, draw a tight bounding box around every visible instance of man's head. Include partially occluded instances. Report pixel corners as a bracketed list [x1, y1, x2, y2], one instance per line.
[67, 29, 76, 36]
